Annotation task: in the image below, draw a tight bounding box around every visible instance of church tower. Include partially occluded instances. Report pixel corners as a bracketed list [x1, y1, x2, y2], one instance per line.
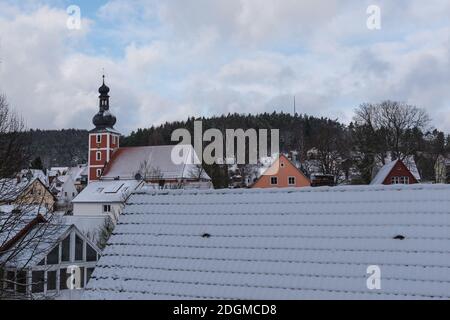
[88, 76, 120, 183]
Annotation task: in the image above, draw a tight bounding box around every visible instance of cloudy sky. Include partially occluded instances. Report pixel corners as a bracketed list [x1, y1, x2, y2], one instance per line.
[0, 0, 449, 134]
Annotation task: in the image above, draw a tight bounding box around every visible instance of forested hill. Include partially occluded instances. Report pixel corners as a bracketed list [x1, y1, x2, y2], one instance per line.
[121, 112, 345, 154]
[25, 129, 89, 168]
[23, 111, 449, 185]
[25, 113, 345, 169]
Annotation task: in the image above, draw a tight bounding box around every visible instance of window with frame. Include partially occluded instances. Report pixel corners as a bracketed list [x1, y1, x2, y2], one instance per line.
[96, 151, 101, 161]
[16, 271, 27, 294]
[47, 271, 57, 291]
[391, 176, 409, 184]
[47, 245, 59, 265]
[79, 267, 85, 288]
[288, 177, 296, 185]
[96, 134, 101, 144]
[86, 244, 98, 262]
[6, 271, 15, 290]
[61, 236, 70, 262]
[96, 169, 102, 178]
[60, 268, 68, 290]
[103, 204, 111, 213]
[32, 271, 45, 293]
[270, 176, 278, 185]
[75, 234, 83, 261]
[86, 268, 95, 284]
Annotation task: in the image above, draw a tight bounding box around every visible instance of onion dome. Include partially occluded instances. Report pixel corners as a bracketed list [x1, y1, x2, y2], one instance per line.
[92, 75, 117, 130]
[98, 75, 110, 95]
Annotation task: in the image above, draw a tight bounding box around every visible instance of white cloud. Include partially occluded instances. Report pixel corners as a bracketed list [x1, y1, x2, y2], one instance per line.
[0, 0, 449, 134]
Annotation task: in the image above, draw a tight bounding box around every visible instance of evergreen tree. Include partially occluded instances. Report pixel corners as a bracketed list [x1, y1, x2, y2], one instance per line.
[30, 156, 44, 170]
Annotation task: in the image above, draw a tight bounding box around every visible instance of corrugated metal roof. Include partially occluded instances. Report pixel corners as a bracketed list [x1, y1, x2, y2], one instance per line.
[85, 184, 450, 300]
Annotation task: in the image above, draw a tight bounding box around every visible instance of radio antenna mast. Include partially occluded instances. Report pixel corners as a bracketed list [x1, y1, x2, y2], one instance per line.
[293, 96, 296, 115]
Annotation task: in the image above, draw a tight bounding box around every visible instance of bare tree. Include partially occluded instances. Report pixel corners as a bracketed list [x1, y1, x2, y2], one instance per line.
[136, 160, 163, 181]
[352, 101, 430, 183]
[233, 164, 257, 187]
[311, 121, 351, 184]
[354, 101, 430, 161]
[0, 94, 29, 178]
[0, 94, 60, 300]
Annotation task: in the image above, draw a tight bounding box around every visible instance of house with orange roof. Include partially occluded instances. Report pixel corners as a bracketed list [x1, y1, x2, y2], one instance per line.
[251, 154, 311, 188]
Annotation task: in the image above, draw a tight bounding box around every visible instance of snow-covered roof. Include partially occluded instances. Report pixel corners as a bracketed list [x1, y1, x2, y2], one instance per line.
[0, 223, 72, 268]
[85, 184, 450, 300]
[50, 167, 69, 175]
[60, 215, 108, 237]
[0, 178, 36, 202]
[67, 165, 88, 182]
[0, 210, 38, 248]
[403, 156, 421, 181]
[102, 145, 211, 181]
[72, 180, 143, 203]
[370, 160, 399, 185]
[20, 169, 49, 186]
[56, 175, 71, 184]
[371, 157, 420, 185]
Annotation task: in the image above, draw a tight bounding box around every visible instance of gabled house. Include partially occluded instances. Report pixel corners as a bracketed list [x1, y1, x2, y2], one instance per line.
[251, 154, 310, 188]
[435, 155, 450, 184]
[19, 169, 49, 187]
[72, 180, 144, 222]
[84, 184, 450, 300]
[0, 177, 56, 210]
[67, 165, 88, 192]
[50, 175, 78, 206]
[371, 159, 419, 185]
[0, 214, 101, 299]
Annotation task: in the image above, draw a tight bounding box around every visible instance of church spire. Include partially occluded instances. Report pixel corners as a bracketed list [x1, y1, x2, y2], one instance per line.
[92, 75, 116, 130]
